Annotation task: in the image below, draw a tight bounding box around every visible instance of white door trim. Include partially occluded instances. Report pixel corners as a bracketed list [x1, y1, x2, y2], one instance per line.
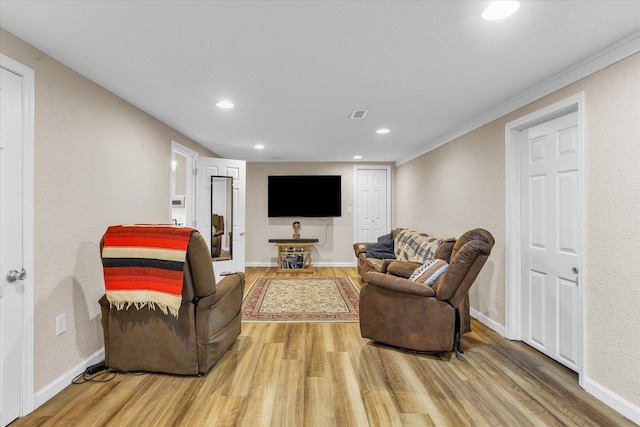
[170, 141, 198, 227]
[353, 165, 392, 245]
[504, 92, 586, 386]
[0, 54, 35, 416]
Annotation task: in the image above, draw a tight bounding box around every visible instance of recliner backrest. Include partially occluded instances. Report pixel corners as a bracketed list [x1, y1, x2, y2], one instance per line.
[186, 230, 217, 298]
[433, 228, 494, 308]
[212, 214, 224, 233]
[100, 229, 216, 302]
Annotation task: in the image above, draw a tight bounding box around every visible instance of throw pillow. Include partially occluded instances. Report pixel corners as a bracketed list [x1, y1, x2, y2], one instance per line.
[409, 259, 448, 285]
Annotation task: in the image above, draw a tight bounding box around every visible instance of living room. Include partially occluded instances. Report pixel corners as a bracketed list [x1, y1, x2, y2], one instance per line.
[1, 1, 639, 425]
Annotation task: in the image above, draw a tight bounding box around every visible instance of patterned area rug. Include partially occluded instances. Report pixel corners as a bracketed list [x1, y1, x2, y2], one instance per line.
[242, 276, 360, 322]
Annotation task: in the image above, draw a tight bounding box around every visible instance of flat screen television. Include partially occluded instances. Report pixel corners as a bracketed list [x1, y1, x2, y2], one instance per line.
[268, 175, 342, 217]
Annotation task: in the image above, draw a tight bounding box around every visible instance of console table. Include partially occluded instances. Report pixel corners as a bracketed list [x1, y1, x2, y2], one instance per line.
[268, 239, 319, 273]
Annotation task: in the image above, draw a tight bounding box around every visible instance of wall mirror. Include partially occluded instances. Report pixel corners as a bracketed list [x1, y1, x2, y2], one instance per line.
[211, 176, 233, 261]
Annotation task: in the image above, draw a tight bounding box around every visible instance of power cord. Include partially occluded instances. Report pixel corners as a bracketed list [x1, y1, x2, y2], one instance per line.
[314, 218, 333, 246]
[72, 362, 147, 384]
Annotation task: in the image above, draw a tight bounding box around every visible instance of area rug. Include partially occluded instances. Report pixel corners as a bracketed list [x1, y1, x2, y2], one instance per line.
[241, 276, 359, 322]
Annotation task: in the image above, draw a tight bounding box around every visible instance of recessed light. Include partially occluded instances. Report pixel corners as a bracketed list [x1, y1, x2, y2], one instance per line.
[216, 100, 234, 109]
[353, 155, 363, 160]
[376, 128, 390, 135]
[254, 144, 265, 150]
[482, 1, 520, 21]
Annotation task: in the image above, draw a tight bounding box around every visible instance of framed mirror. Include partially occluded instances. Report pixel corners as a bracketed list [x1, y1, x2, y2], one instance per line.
[211, 176, 233, 261]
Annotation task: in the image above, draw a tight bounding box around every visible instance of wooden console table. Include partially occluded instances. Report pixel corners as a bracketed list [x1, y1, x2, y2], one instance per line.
[269, 239, 319, 273]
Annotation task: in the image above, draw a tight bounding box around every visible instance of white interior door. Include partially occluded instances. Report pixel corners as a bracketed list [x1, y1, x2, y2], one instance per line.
[171, 141, 197, 227]
[1, 64, 26, 427]
[196, 157, 246, 282]
[355, 166, 390, 243]
[521, 110, 580, 371]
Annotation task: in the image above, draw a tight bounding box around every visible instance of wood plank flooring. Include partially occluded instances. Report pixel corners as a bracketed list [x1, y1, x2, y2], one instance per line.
[12, 267, 634, 426]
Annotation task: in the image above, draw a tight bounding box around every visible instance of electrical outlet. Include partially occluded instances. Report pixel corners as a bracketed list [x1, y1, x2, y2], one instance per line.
[56, 314, 66, 336]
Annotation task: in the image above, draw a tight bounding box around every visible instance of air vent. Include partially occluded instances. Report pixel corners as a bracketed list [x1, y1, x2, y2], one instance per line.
[349, 109, 368, 120]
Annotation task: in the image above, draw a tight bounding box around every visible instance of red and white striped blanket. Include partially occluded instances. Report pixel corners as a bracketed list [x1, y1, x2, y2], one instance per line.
[101, 225, 195, 318]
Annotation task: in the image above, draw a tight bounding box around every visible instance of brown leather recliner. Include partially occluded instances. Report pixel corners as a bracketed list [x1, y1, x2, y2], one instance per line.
[211, 214, 225, 257]
[99, 229, 244, 375]
[359, 228, 494, 353]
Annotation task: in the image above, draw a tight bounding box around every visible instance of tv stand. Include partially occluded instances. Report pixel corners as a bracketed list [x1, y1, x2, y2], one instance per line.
[269, 239, 319, 273]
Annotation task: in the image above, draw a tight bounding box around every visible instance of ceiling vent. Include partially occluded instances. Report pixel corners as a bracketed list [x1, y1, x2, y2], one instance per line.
[349, 109, 368, 120]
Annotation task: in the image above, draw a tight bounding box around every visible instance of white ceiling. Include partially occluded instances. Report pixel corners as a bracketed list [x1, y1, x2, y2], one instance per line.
[1, 1, 639, 163]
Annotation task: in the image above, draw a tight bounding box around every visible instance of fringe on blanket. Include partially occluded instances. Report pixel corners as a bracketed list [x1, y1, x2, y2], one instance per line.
[105, 287, 184, 318]
[110, 300, 180, 318]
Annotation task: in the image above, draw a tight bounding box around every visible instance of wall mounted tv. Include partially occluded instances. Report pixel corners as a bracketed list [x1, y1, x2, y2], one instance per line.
[268, 175, 342, 217]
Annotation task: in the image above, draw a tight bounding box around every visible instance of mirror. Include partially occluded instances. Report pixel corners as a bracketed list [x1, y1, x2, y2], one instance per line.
[211, 176, 233, 261]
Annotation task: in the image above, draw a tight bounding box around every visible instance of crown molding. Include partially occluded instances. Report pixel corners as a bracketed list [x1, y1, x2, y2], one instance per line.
[396, 30, 640, 166]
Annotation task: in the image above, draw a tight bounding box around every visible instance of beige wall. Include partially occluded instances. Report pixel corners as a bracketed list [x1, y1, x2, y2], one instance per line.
[246, 162, 394, 266]
[394, 53, 640, 407]
[0, 29, 217, 391]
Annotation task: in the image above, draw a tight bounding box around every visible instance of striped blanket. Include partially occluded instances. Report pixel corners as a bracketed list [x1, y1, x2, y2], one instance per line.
[102, 225, 195, 318]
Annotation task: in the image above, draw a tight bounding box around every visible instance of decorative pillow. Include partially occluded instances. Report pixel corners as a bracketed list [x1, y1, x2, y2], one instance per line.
[409, 259, 448, 285]
[394, 229, 443, 263]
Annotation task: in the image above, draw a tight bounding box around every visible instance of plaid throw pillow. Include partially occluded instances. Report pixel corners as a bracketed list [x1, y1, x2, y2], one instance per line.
[394, 229, 443, 263]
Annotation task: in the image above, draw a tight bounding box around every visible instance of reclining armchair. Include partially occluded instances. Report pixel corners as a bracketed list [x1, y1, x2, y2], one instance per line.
[359, 228, 494, 353]
[211, 214, 225, 257]
[99, 225, 244, 375]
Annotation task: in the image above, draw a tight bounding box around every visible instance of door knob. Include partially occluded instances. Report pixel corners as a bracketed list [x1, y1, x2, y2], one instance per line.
[572, 267, 579, 274]
[6, 268, 26, 283]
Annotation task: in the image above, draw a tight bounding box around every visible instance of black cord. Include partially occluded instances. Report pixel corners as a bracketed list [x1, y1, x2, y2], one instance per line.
[72, 369, 116, 384]
[314, 218, 332, 246]
[72, 366, 148, 384]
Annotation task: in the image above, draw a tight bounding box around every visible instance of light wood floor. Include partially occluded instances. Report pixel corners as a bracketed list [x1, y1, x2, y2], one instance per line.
[13, 267, 633, 426]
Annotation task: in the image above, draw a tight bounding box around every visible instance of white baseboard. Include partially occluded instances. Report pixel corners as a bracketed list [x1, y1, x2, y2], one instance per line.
[313, 261, 357, 267]
[34, 348, 105, 410]
[469, 309, 639, 424]
[470, 308, 506, 337]
[29, 322, 639, 425]
[583, 377, 640, 425]
[244, 262, 357, 268]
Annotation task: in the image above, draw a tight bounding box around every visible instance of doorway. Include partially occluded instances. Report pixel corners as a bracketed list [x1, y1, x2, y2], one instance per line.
[505, 93, 585, 383]
[0, 55, 35, 426]
[170, 141, 197, 228]
[354, 165, 391, 243]
[196, 157, 246, 282]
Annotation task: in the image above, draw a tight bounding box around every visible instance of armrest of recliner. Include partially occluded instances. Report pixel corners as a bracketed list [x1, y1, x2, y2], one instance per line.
[364, 272, 435, 298]
[387, 260, 422, 279]
[353, 242, 374, 256]
[200, 272, 244, 307]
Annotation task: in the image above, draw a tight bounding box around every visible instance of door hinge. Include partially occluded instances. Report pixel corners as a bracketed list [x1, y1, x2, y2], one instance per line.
[193, 168, 197, 176]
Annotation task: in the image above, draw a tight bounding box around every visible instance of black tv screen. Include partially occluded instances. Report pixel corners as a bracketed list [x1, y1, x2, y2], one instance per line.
[268, 175, 342, 217]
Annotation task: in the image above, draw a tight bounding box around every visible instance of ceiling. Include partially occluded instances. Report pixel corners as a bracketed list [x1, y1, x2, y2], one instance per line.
[1, 1, 639, 163]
